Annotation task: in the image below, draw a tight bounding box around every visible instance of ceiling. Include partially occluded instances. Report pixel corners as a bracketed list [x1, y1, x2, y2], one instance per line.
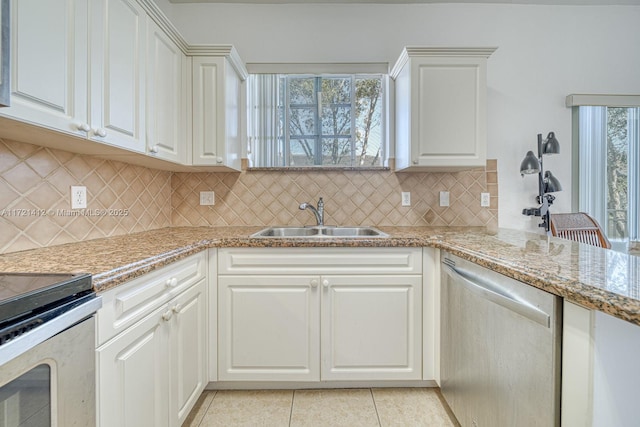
[168, 0, 640, 4]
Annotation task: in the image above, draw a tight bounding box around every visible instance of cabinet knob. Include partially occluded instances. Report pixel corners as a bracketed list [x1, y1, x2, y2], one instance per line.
[162, 310, 173, 321]
[322, 279, 330, 288]
[172, 303, 182, 313]
[77, 123, 91, 132]
[412, 159, 418, 165]
[93, 128, 108, 138]
[216, 157, 223, 164]
[149, 145, 159, 154]
[310, 279, 318, 288]
[165, 278, 178, 288]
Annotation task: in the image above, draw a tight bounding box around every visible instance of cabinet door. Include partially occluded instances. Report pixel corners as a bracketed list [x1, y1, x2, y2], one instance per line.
[89, 0, 146, 152]
[218, 275, 320, 381]
[170, 279, 207, 426]
[191, 56, 241, 170]
[0, 0, 89, 135]
[146, 20, 186, 163]
[97, 304, 170, 427]
[410, 56, 486, 168]
[321, 275, 422, 380]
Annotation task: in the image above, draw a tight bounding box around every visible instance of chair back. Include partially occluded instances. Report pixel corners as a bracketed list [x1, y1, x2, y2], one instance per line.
[550, 212, 611, 249]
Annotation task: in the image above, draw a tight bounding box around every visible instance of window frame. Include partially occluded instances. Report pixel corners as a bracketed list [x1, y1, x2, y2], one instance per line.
[247, 70, 388, 170]
[569, 94, 640, 250]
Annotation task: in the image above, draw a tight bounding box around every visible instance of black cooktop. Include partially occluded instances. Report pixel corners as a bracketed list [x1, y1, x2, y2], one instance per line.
[0, 273, 93, 325]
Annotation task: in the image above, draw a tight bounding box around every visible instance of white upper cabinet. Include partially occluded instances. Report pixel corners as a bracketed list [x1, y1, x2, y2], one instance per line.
[146, 19, 187, 163]
[2, 0, 89, 135]
[1, 0, 148, 153]
[90, 0, 147, 153]
[191, 51, 247, 170]
[1, 0, 248, 171]
[391, 47, 496, 171]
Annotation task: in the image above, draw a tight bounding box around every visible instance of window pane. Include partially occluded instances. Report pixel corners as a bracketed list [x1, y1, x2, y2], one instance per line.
[249, 73, 385, 168]
[321, 106, 351, 136]
[289, 107, 316, 136]
[321, 77, 351, 104]
[322, 137, 352, 165]
[355, 78, 383, 166]
[607, 107, 629, 239]
[288, 78, 316, 105]
[289, 138, 316, 166]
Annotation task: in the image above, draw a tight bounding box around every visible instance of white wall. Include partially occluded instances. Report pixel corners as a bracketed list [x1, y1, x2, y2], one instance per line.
[159, 2, 640, 231]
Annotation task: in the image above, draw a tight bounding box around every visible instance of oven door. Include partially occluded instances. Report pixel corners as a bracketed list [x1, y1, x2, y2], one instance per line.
[0, 315, 97, 427]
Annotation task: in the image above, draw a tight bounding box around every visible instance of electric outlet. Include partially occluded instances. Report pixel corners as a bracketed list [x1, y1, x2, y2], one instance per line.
[480, 192, 491, 207]
[401, 192, 411, 207]
[200, 191, 215, 206]
[71, 186, 87, 209]
[439, 191, 450, 207]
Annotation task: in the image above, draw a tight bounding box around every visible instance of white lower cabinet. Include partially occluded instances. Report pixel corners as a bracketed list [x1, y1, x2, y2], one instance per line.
[170, 279, 208, 425]
[217, 247, 423, 382]
[218, 275, 320, 381]
[321, 275, 422, 381]
[97, 304, 170, 427]
[96, 252, 208, 427]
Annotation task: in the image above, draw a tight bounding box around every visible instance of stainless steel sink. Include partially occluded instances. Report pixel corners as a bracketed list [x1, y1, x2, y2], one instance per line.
[250, 226, 388, 238]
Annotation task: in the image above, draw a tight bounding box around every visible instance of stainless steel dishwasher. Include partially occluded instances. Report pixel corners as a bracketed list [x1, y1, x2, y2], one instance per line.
[440, 252, 561, 427]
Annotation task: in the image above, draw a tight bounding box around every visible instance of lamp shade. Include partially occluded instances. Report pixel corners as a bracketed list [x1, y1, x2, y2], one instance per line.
[543, 132, 560, 155]
[520, 151, 540, 175]
[543, 171, 562, 193]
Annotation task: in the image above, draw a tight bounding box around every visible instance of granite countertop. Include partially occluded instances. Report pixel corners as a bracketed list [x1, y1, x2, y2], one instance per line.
[0, 226, 638, 326]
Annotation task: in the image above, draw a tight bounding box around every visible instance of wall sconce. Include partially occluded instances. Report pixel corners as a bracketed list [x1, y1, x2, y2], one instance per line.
[520, 132, 562, 233]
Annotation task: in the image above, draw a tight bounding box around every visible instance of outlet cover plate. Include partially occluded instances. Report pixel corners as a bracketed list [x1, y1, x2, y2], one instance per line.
[401, 192, 411, 207]
[200, 191, 215, 206]
[481, 192, 491, 207]
[71, 186, 87, 209]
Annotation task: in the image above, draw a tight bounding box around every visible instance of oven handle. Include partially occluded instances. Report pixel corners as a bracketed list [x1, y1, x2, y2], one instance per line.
[0, 296, 102, 366]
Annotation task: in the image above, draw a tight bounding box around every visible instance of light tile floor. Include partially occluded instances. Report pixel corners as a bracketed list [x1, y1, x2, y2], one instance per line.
[183, 388, 459, 427]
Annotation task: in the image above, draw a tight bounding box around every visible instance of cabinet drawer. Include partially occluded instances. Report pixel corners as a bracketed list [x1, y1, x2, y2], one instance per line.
[97, 251, 207, 346]
[218, 247, 422, 275]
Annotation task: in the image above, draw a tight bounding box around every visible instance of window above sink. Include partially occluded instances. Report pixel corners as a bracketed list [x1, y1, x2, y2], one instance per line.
[246, 68, 388, 169]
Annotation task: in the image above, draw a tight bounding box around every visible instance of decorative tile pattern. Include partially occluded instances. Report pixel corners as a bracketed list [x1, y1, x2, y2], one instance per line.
[172, 160, 498, 229]
[0, 139, 171, 254]
[0, 134, 498, 254]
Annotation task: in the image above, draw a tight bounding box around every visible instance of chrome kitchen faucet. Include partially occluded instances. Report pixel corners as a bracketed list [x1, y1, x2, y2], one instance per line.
[299, 197, 324, 226]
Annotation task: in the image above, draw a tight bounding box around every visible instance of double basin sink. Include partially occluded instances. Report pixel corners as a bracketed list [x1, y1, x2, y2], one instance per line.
[250, 226, 388, 239]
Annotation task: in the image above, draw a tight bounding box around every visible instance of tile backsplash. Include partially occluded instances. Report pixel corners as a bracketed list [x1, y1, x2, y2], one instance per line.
[0, 138, 498, 254]
[0, 139, 172, 254]
[172, 160, 498, 230]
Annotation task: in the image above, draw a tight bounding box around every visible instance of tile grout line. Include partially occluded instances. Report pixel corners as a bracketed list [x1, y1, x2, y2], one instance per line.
[194, 390, 217, 427]
[288, 389, 296, 426]
[370, 388, 383, 427]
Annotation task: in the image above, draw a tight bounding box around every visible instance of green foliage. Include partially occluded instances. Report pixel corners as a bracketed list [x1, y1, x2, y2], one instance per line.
[606, 107, 629, 238]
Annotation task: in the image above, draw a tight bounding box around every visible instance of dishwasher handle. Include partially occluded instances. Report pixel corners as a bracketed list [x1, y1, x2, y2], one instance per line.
[443, 260, 551, 328]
